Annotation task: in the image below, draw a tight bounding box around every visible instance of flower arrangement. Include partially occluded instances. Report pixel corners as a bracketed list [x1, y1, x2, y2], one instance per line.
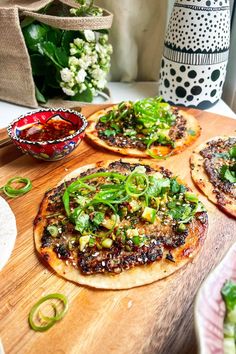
[21, 0, 113, 103]
[60, 30, 112, 100]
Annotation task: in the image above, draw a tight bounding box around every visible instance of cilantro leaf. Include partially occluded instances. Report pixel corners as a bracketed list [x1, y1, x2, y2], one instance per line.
[124, 129, 137, 137]
[229, 146, 236, 159]
[92, 212, 105, 226]
[221, 280, 236, 311]
[220, 164, 236, 183]
[103, 129, 116, 137]
[75, 213, 90, 233]
[147, 177, 170, 197]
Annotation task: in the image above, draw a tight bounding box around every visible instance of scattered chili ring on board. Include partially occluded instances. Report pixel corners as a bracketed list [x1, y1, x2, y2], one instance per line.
[0, 177, 32, 198]
[28, 293, 69, 332]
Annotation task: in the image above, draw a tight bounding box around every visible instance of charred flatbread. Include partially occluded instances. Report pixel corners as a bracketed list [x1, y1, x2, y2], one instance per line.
[86, 97, 201, 158]
[191, 136, 236, 218]
[34, 159, 208, 289]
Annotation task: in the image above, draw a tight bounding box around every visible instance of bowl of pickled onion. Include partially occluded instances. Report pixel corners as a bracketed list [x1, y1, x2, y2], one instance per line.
[7, 108, 87, 161]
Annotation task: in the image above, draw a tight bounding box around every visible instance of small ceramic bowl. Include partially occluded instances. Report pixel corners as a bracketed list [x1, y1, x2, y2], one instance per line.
[7, 108, 87, 161]
[194, 243, 236, 354]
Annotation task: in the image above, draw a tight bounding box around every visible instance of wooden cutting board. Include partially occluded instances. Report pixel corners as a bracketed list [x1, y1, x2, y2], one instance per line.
[0, 105, 236, 354]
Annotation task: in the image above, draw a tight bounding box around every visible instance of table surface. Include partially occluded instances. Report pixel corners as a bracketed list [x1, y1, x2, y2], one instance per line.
[1, 105, 236, 354]
[0, 82, 235, 129]
[0, 83, 236, 354]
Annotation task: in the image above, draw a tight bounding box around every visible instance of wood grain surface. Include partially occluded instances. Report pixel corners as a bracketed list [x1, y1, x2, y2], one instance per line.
[0, 105, 236, 354]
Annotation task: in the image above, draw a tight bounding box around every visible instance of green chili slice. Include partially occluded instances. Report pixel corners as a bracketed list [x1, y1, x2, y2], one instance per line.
[28, 293, 68, 332]
[0, 177, 32, 198]
[38, 303, 58, 322]
[80, 171, 126, 182]
[46, 225, 59, 237]
[125, 172, 149, 197]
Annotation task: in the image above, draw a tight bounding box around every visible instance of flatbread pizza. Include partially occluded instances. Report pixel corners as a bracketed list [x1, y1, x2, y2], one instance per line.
[191, 136, 236, 218]
[86, 97, 201, 158]
[34, 159, 208, 289]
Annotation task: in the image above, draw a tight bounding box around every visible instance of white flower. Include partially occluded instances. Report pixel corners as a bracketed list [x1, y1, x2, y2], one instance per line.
[69, 8, 77, 15]
[77, 56, 91, 70]
[79, 83, 87, 93]
[107, 44, 113, 55]
[95, 42, 104, 54]
[91, 87, 97, 96]
[91, 67, 106, 80]
[75, 68, 87, 83]
[67, 79, 76, 88]
[96, 77, 107, 89]
[84, 30, 95, 42]
[90, 53, 98, 65]
[62, 87, 76, 96]
[69, 56, 80, 67]
[74, 38, 84, 47]
[83, 43, 92, 55]
[70, 48, 78, 55]
[101, 34, 108, 42]
[60, 68, 73, 83]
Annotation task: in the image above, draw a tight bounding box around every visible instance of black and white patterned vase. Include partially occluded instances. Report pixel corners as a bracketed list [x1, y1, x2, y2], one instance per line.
[159, 0, 230, 109]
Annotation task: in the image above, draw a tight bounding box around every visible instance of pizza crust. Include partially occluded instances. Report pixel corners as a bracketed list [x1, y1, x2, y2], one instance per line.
[34, 159, 208, 289]
[190, 136, 236, 218]
[85, 106, 201, 158]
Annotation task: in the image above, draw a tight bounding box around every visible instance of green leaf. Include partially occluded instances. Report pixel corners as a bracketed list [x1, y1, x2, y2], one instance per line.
[123, 129, 136, 137]
[103, 129, 116, 137]
[229, 146, 236, 159]
[146, 176, 161, 197]
[30, 54, 48, 75]
[169, 204, 192, 221]
[92, 212, 105, 226]
[110, 123, 122, 134]
[62, 188, 70, 216]
[222, 280, 236, 311]
[35, 85, 47, 103]
[46, 28, 62, 46]
[61, 31, 82, 53]
[170, 178, 181, 194]
[75, 213, 90, 233]
[45, 68, 61, 89]
[69, 87, 93, 102]
[220, 164, 236, 183]
[22, 23, 48, 51]
[147, 177, 170, 197]
[55, 47, 68, 67]
[95, 29, 109, 35]
[38, 42, 63, 69]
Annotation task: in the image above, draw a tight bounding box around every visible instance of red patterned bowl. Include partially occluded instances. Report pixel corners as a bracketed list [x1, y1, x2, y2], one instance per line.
[7, 108, 87, 161]
[194, 243, 236, 354]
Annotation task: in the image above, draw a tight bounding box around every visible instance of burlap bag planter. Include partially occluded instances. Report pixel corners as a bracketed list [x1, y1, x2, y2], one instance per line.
[0, 0, 113, 108]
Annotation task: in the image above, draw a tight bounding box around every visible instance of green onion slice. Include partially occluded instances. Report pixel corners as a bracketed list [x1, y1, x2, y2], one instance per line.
[28, 293, 68, 332]
[0, 177, 32, 198]
[80, 171, 126, 182]
[125, 172, 149, 197]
